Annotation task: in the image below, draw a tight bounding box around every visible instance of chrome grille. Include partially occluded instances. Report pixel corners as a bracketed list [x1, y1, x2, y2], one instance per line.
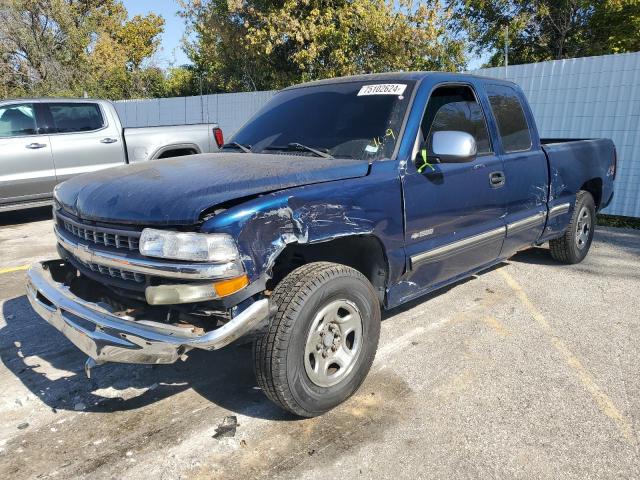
[82, 260, 145, 283]
[56, 212, 141, 252]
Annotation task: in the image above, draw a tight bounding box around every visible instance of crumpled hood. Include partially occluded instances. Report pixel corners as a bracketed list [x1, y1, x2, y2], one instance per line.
[55, 152, 370, 225]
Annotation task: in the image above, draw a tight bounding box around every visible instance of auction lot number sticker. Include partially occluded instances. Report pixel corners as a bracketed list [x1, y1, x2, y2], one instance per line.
[357, 84, 407, 96]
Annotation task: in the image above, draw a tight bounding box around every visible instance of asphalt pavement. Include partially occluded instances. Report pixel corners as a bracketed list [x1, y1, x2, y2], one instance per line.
[0, 207, 639, 479]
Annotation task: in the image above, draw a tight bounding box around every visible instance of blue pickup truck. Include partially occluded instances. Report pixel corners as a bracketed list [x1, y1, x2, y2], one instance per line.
[27, 72, 616, 417]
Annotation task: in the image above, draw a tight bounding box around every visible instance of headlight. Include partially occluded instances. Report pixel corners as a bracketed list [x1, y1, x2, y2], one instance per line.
[139, 229, 240, 263]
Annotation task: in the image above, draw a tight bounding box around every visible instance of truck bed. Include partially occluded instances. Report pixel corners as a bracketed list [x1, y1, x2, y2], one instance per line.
[541, 137, 615, 212]
[123, 123, 217, 163]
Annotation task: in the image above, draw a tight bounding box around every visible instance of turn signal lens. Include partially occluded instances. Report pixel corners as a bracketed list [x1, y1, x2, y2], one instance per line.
[214, 275, 249, 297]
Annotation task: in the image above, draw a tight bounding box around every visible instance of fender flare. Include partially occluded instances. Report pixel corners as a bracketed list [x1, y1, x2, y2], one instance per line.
[151, 143, 201, 160]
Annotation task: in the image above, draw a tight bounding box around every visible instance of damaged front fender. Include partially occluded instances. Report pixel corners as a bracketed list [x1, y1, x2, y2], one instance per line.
[201, 162, 406, 286]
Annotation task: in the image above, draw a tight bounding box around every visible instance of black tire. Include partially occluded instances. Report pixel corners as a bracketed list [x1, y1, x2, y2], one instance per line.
[549, 190, 596, 264]
[253, 262, 381, 417]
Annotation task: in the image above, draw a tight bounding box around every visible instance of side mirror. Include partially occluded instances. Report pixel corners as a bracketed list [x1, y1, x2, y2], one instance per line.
[430, 131, 477, 163]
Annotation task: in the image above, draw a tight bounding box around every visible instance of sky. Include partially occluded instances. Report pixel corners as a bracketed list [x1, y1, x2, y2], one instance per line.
[122, 0, 191, 68]
[468, 52, 493, 70]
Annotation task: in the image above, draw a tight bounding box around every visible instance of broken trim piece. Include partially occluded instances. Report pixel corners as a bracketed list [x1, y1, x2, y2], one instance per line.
[506, 211, 546, 237]
[548, 202, 571, 218]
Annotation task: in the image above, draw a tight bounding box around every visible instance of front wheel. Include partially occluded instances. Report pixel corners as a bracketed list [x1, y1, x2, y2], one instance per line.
[253, 262, 381, 417]
[549, 190, 596, 264]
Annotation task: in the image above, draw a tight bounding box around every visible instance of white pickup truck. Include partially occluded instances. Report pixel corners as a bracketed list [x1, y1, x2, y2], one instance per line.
[0, 98, 222, 212]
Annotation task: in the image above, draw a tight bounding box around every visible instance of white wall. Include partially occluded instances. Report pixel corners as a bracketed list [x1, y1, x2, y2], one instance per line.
[114, 90, 276, 140]
[474, 52, 640, 218]
[114, 51, 640, 217]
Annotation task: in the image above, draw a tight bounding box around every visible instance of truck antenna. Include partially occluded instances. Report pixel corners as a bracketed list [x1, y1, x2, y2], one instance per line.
[504, 25, 509, 77]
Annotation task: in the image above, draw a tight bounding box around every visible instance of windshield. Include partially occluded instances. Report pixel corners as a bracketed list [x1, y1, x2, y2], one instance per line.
[231, 80, 416, 160]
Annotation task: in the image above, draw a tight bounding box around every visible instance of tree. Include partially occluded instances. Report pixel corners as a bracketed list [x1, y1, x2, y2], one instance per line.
[587, 1, 640, 56]
[0, 0, 165, 99]
[87, 11, 165, 98]
[453, 0, 640, 67]
[116, 13, 165, 70]
[179, 0, 467, 93]
[164, 66, 199, 97]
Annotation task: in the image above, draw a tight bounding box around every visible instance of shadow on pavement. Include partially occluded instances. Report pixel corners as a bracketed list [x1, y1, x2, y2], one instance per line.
[594, 226, 640, 257]
[2, 268, 499, 421]
[383, 262, 507, 319]
[1, 295, 292, 421]
[510, 227, 640, 266]
[0, 206, 52, 227]
[509, 246, 558, 266]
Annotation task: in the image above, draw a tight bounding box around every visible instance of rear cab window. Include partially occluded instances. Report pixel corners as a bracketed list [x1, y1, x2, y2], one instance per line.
[0, 104, 37, 137]
[486, 84, 532, 153]
[48, 103, 105, 133]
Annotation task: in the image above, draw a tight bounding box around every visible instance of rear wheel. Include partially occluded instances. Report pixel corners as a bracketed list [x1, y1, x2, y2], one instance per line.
[253, 262, 381, 417]
[550, 190, 596, 264]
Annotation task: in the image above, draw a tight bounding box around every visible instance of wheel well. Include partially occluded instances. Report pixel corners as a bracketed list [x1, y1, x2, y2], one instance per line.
[269, 236, 388, 303]
[580, 178, 602, 209]
[157, 148, 198, 159]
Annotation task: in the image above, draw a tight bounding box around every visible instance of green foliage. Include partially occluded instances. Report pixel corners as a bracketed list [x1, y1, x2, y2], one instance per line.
[179, 0, 467, 93]
[453, 0, 640, 67]
[0, 0, 166, 99]
[3, 0, 635, 99]
[597, 214, 640, 230]
[164, 66, 200, 97]
[587, 1, 640, 56]
[116, 14, 165, 69]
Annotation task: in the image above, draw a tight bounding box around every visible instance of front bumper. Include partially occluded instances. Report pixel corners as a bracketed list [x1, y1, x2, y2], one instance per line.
[26, 260, 270, 365]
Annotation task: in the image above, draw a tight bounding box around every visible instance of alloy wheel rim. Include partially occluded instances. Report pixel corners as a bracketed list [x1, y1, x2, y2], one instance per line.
[575, 206, 591, 250]
[304, 299, 363, 388]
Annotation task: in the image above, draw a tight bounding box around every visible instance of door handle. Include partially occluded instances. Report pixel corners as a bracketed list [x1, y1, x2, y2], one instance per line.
[100, 137, 118, 144]
[489, 171, 505, 188]
[26, 142, 47, 149]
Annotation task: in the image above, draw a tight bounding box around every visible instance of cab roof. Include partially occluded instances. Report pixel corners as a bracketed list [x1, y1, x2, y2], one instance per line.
[0, 98, 109, 105]
[283, 71, 519, 91]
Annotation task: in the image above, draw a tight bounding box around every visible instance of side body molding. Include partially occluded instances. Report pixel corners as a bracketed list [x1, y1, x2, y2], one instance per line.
[410, 226, 506, 268]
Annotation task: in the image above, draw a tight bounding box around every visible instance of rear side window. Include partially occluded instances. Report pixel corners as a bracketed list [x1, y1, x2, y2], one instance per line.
[0, 104, 37, 137]
[486, 85, 532, 152]
[49, 103, 105, 133]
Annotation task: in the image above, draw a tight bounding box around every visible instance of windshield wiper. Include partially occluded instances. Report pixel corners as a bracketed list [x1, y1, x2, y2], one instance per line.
[264, 143, 333, 158]
[221, 142, 252, 153]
